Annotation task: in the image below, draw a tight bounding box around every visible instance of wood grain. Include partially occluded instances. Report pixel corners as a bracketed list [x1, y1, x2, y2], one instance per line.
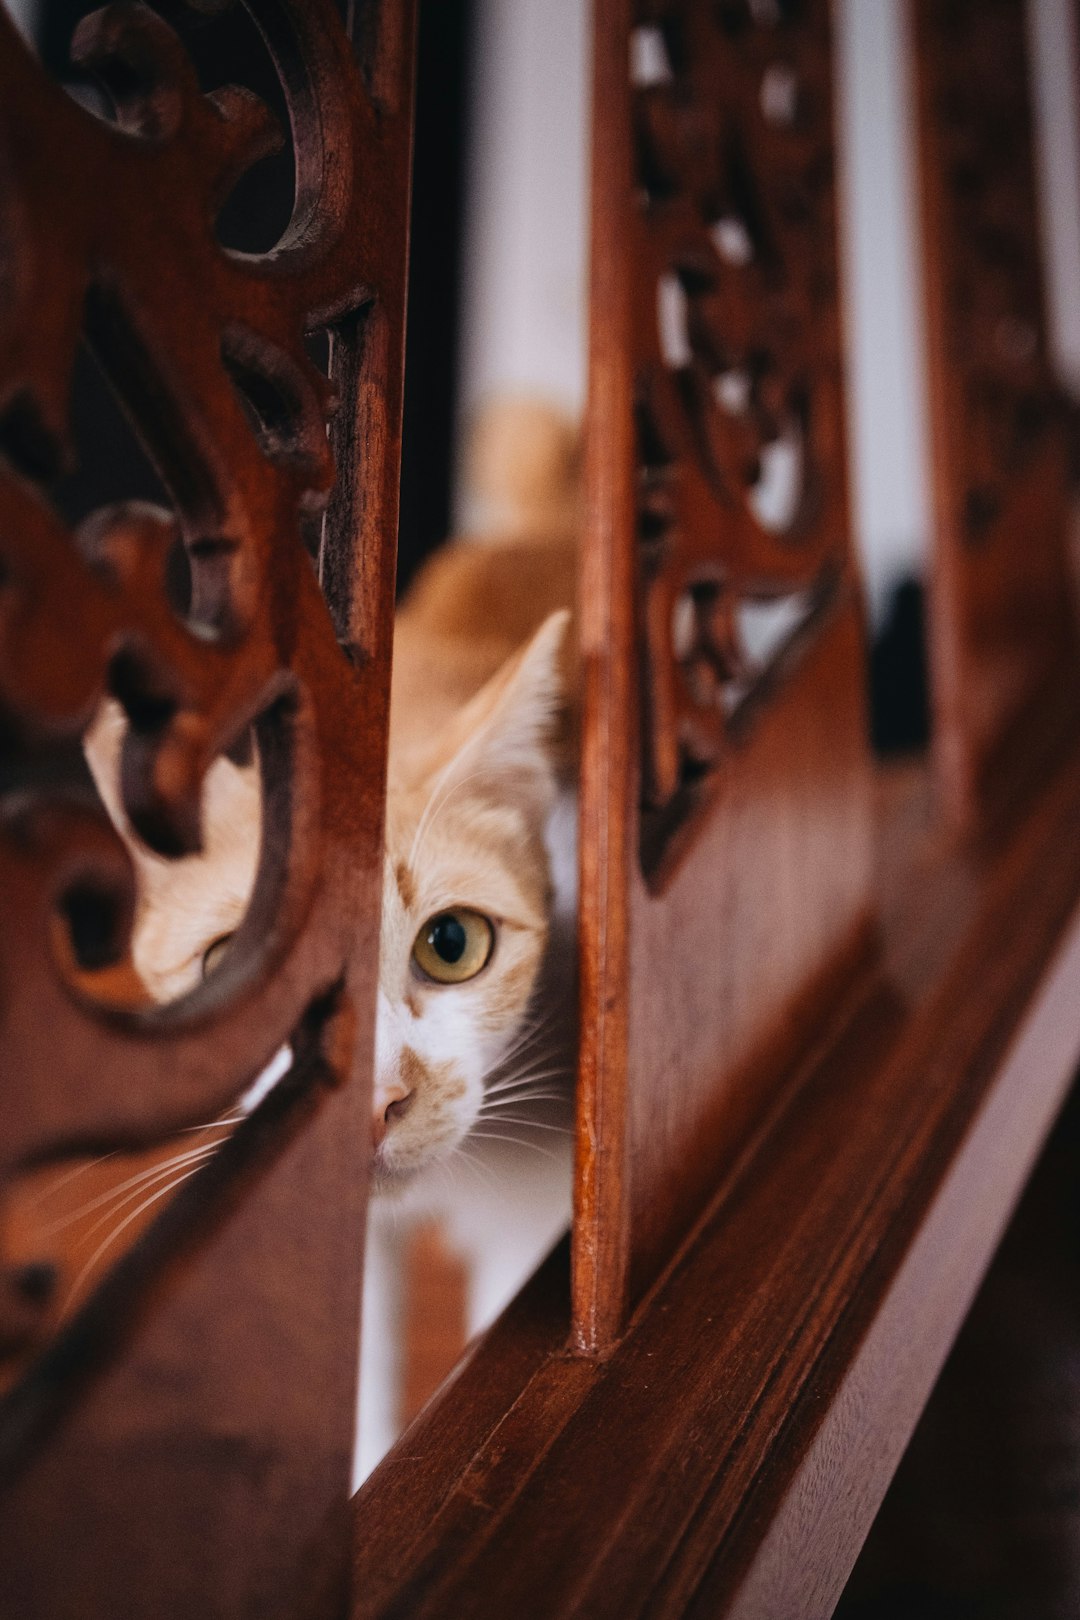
[576, 0, 873, 1350]
[0, 3, 416, 1614]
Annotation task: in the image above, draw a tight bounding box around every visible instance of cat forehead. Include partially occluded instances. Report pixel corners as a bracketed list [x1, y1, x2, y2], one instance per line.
[384, 785, 548, 916]
[380, 837, 545, 936]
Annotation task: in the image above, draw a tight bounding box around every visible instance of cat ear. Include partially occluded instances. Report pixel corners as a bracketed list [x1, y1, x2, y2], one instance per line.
[431, 609, 571, 819]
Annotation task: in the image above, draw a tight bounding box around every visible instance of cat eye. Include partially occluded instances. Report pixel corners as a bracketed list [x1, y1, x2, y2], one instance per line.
[412, 909, 494, 985]
[201, 933, 234, 979]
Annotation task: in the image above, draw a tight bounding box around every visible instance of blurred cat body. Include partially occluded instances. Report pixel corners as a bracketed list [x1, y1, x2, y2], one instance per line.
[85, 399, 578, 1191]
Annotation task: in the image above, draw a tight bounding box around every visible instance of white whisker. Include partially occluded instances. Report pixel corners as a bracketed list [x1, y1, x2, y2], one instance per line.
[41, 1141, 224, 1239]
[468, 1128, 563, 1164]
[478, 1091, 567, 1112]
[74, 1144, 222, 1246]
[63, 1164, 209, 1315]
[450, 1143, 502, 1192]
[408, 672, 533, 868]
[409, 763, 499, 870]
[482, 1068, 569, 1097]
[475, 1114, 571, 1134]
[487, 1014, 560, 1071]
[22, 1152, 118, 1213]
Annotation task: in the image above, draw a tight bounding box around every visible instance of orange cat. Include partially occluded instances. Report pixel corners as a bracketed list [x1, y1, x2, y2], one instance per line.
[85, 400, 579, 1189]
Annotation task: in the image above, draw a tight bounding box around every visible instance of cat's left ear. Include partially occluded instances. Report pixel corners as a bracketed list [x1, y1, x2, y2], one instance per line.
[435, 608, 571, 820]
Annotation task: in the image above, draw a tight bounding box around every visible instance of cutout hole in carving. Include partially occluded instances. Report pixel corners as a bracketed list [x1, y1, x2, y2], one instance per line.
[746, 413, 805, 533]
[709, 216, 755, 268]
[630, 26, 674, 88]
[713, 368, 752, 415]
[106, 648, 178, 736]
[0, 390, 63, 484]
[672, 590, 697, 662]
[57, 878, 127, 972]
[760, 63, 798, 126]
[657, 273, 693, 369]
[195, 5, 295, 258]
[60, 80, 113, 122]
[737, 593, 814, 668]
[50, 336, 170, 532]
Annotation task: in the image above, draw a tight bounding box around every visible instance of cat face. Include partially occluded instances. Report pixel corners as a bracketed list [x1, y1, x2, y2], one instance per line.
[373, 611, 566, 1187]
[83, 611, 568, 1190]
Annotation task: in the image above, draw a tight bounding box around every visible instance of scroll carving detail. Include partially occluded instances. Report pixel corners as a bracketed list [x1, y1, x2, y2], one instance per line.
[0, 0, 407, 1352]
[631, 0, 847, 822]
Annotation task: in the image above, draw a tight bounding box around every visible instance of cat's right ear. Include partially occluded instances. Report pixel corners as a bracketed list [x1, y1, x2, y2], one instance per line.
[431, 608, 571, 822]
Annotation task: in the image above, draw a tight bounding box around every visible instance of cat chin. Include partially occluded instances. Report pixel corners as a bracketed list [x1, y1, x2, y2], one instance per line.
[368, 1164, 414, 1200]
[369, 1149, 452, 1201]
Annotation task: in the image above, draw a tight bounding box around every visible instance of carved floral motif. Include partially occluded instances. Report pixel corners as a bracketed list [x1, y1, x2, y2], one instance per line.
[630, 0, 848, 811]
[0, 0, 408, 1349]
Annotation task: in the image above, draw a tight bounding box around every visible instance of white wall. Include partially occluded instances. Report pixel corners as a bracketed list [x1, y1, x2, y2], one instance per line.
[454, 0, 589, 519]
[1029, 0, 1080, 393]
[835, 0, 930, 623]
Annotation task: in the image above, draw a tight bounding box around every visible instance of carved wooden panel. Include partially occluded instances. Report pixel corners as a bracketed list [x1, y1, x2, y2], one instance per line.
[631, 0, 848, 840]
[0, 1, 414, 1614]
[577, 0, 873, 1348]
[913, 0, 1079, 825]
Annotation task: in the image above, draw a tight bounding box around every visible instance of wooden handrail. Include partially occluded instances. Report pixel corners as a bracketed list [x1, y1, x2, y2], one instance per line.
[355, 732, 1080, 1616]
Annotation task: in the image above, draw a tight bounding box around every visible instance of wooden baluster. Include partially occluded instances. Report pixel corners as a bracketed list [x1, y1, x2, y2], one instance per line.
[912, 0, 1080, 829]
[577, 0, 875, 1350]
[0, 3, 415, 1615]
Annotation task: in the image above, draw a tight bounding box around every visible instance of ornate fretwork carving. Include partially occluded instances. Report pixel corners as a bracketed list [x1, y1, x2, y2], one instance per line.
[630, 0, 847, 814]
[0, 0, 409, 1352]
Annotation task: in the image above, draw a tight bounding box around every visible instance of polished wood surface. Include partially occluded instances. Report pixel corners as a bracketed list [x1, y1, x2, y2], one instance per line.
[838, 1083, 1080, 1619]
[577, 0, 873, 1350]
[0, 3, 415, 1614]
[355, 741, 1080, 1617]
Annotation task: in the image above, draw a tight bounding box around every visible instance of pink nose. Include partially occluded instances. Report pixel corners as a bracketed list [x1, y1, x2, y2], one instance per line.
[372, 1085, 415, 1151]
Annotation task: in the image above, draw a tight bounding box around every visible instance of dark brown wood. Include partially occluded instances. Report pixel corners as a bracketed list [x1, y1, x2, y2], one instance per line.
[576, 0, 873, 1349]
[912, 0, 1080, 828]
[0, 3, 415, 1614]
[355, 732, 1080, 1618]
[838, 1083, 1080, 1619]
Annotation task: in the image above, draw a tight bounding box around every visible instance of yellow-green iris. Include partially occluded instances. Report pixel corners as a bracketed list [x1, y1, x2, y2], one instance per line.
[412, 909, 494, 984]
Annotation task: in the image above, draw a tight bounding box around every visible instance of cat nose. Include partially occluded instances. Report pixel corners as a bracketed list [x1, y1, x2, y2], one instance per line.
[372, 1083, 415, 1150]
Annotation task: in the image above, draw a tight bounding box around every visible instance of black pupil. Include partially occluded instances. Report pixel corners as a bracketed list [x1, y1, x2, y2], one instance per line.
[429, 914, 467, 964]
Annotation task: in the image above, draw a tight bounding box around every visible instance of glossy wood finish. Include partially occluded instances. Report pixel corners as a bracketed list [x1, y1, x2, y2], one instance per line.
[355, 738, 1080, 1617]
[912, 0, 1080, 828]
[0, 3, 415, 1614]
[576, 0, 873, 1349]
[838, 1083, 1080, 1619]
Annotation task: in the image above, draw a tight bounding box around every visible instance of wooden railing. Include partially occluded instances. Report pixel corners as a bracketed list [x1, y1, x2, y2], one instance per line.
[2, 1, 1080, 1616]
[0, 3, 413, 1614]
